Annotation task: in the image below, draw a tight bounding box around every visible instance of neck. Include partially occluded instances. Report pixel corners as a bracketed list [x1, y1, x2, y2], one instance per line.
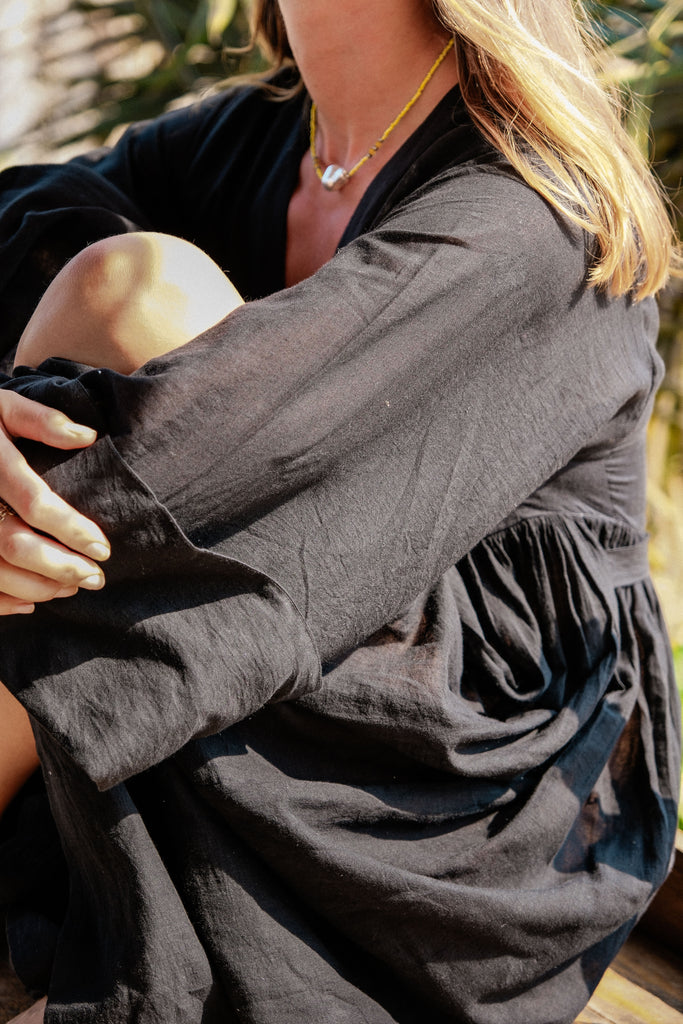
[279, 0, 457, 172]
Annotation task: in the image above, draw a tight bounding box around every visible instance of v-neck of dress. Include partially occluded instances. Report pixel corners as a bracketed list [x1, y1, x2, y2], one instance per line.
[258, 82, 468, 295]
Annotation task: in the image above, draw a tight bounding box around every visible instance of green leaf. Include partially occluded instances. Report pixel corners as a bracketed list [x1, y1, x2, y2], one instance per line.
[207, 0, 238, 45]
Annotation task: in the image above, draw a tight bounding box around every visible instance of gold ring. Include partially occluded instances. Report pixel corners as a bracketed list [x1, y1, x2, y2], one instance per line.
[0, 500, 17, 524]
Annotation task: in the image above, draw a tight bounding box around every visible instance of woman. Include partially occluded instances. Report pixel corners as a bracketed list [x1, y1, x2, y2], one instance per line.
[0, 0, 680, 1021]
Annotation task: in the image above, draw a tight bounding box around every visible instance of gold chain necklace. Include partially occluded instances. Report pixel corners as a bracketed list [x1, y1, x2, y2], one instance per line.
[309, 37, 455, 192]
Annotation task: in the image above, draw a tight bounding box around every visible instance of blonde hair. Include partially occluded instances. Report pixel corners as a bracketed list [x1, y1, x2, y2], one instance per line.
[251, 0, 680, 299]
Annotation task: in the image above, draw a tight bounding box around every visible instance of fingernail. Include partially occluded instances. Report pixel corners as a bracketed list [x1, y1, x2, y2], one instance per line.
[65, 425, 97, 441]
[80, 573, 105, 590]
[85, 542, 110, 561]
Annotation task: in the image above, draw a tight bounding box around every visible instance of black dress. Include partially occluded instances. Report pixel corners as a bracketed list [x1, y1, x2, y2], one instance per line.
[0, 80, 679, 1024]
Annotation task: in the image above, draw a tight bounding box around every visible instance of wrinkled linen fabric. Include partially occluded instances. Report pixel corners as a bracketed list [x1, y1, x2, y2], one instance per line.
[0, 80, 679, 1024]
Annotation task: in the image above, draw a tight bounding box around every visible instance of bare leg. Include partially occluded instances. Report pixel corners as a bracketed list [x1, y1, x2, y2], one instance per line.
[0, 683, 40, 814]
[7, 996, 47, 1023]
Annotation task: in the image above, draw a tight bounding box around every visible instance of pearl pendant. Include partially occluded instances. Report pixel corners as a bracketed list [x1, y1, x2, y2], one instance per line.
[321, 164, 350, 191]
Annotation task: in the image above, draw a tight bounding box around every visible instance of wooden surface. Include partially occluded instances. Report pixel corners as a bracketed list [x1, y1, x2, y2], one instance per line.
[639, 833, 683, 958]
[577, 932, 683, 1023]
[576, 835, 683, 1024]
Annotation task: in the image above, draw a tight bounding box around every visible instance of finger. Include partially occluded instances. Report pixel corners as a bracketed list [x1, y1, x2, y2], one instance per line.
[0, 390, 97, 449]
[0, 583, 80, 616]
[0, 393, 110, 559]
[0, 596, 35, 616]
[0, 550, 98, 602]
[0, 442, 110, 561]
[0, 520, 106, 590]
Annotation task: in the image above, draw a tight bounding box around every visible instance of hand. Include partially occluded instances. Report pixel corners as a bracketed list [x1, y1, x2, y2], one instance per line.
[0, 391, 111, 614]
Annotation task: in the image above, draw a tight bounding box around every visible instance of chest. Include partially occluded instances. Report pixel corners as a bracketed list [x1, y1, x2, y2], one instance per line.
[284, 154, 367, 287]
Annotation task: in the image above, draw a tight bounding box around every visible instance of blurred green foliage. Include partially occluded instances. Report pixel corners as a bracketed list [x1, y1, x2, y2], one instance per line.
[591, 1, 683, 173]
[66, 0, 261, 144]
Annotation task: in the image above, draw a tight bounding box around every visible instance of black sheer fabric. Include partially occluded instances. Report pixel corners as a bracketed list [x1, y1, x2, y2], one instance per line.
[0, 82, 679, 1024]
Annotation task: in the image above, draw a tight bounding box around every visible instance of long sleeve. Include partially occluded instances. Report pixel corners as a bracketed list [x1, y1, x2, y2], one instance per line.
[0, 115, 661, 791]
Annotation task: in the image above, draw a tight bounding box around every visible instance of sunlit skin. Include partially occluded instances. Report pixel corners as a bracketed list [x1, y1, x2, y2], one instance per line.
[15, 233, 244, 375]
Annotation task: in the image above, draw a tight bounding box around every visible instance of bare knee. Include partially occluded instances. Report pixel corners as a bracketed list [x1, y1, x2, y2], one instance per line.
[15, 233, 243, 375]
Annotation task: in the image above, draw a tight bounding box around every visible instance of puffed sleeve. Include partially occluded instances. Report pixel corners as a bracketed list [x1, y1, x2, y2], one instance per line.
[0, 163, 661, 790]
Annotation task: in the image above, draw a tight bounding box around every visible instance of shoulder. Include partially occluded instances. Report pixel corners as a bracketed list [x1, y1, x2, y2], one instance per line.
[369, 159, 590, 327]
[349, 154, 659, 425]
[75, 69, 303, 189]
[69, 72, 305, 239]
[389, 159, 582, 262]
[350, 93, 590, 307]
[114, 68, 303, 157]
